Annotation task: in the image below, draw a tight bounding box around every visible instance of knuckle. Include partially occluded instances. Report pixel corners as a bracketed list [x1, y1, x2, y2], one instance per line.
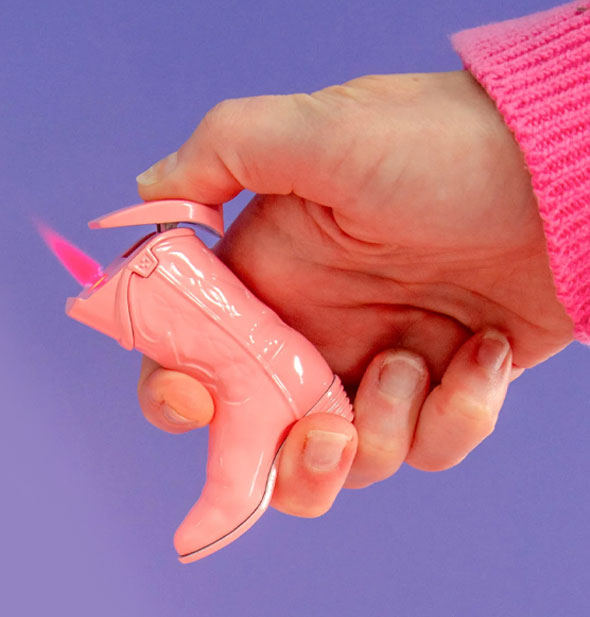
[317, 83, 360, 102]
[201, 97, 244, 137]
[200, 94, 299, 187]
[360, 431, 402, 460]
[352, 437, 404, 484]
[406, 439, 468, 472]
[204, 94, 291, 133]
[446, 391, 497, 436]
[207, 96, 242, 117]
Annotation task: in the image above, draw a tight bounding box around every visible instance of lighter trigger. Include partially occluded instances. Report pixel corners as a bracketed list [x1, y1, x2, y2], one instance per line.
[89, 199, 224, 237]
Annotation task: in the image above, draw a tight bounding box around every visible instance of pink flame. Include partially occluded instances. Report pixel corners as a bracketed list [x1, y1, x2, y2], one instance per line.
[35, 218, 104, 287]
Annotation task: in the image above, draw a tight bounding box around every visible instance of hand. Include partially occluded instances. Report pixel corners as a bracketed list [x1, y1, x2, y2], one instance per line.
[136, 71, 573, 515]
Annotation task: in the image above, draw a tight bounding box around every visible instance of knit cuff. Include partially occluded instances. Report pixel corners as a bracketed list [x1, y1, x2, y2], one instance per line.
[451, 2, 590, 343]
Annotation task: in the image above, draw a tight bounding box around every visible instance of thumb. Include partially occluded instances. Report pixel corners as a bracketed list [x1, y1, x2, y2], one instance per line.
[136, 94, 329, 206]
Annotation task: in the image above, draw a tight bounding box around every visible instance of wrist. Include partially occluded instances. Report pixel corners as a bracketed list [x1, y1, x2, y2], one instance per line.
[451, 2, 590, 343]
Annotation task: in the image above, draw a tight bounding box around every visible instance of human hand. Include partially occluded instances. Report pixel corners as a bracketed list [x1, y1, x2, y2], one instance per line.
[136, 71, 573, 516]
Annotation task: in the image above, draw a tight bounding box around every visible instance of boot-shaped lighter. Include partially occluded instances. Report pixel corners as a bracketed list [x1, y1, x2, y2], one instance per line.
[65, 199, 354, 563]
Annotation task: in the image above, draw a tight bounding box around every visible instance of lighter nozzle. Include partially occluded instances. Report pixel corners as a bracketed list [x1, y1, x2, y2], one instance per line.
[65, 266, 134, 350]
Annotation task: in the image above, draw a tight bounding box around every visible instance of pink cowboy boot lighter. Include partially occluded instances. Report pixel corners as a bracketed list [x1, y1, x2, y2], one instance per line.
[64, 199, 354, 563]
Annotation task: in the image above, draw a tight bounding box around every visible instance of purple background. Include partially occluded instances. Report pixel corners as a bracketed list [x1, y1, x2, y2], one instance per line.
[2, 1, 589, 615]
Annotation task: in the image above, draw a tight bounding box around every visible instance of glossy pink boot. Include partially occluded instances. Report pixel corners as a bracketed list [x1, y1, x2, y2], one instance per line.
[65, 200, 354, 563]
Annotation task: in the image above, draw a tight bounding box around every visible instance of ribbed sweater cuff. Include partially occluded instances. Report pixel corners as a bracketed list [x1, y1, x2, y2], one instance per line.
[451, 2, 590, 343]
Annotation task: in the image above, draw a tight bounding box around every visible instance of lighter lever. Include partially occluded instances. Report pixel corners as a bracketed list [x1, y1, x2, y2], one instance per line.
[66, 199, 354, 563]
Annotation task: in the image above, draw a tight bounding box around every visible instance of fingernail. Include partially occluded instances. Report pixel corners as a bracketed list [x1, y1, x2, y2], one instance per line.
[136, 151, 178, 186]
[379, 354, 424, 399]
[476, 330, 510, 373]
[161, 402, 193, 425]
[303, 430, 350, 472]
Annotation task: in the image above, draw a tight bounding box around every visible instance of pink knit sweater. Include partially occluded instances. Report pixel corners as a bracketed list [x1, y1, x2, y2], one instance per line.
[451, 2, 590, 343]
